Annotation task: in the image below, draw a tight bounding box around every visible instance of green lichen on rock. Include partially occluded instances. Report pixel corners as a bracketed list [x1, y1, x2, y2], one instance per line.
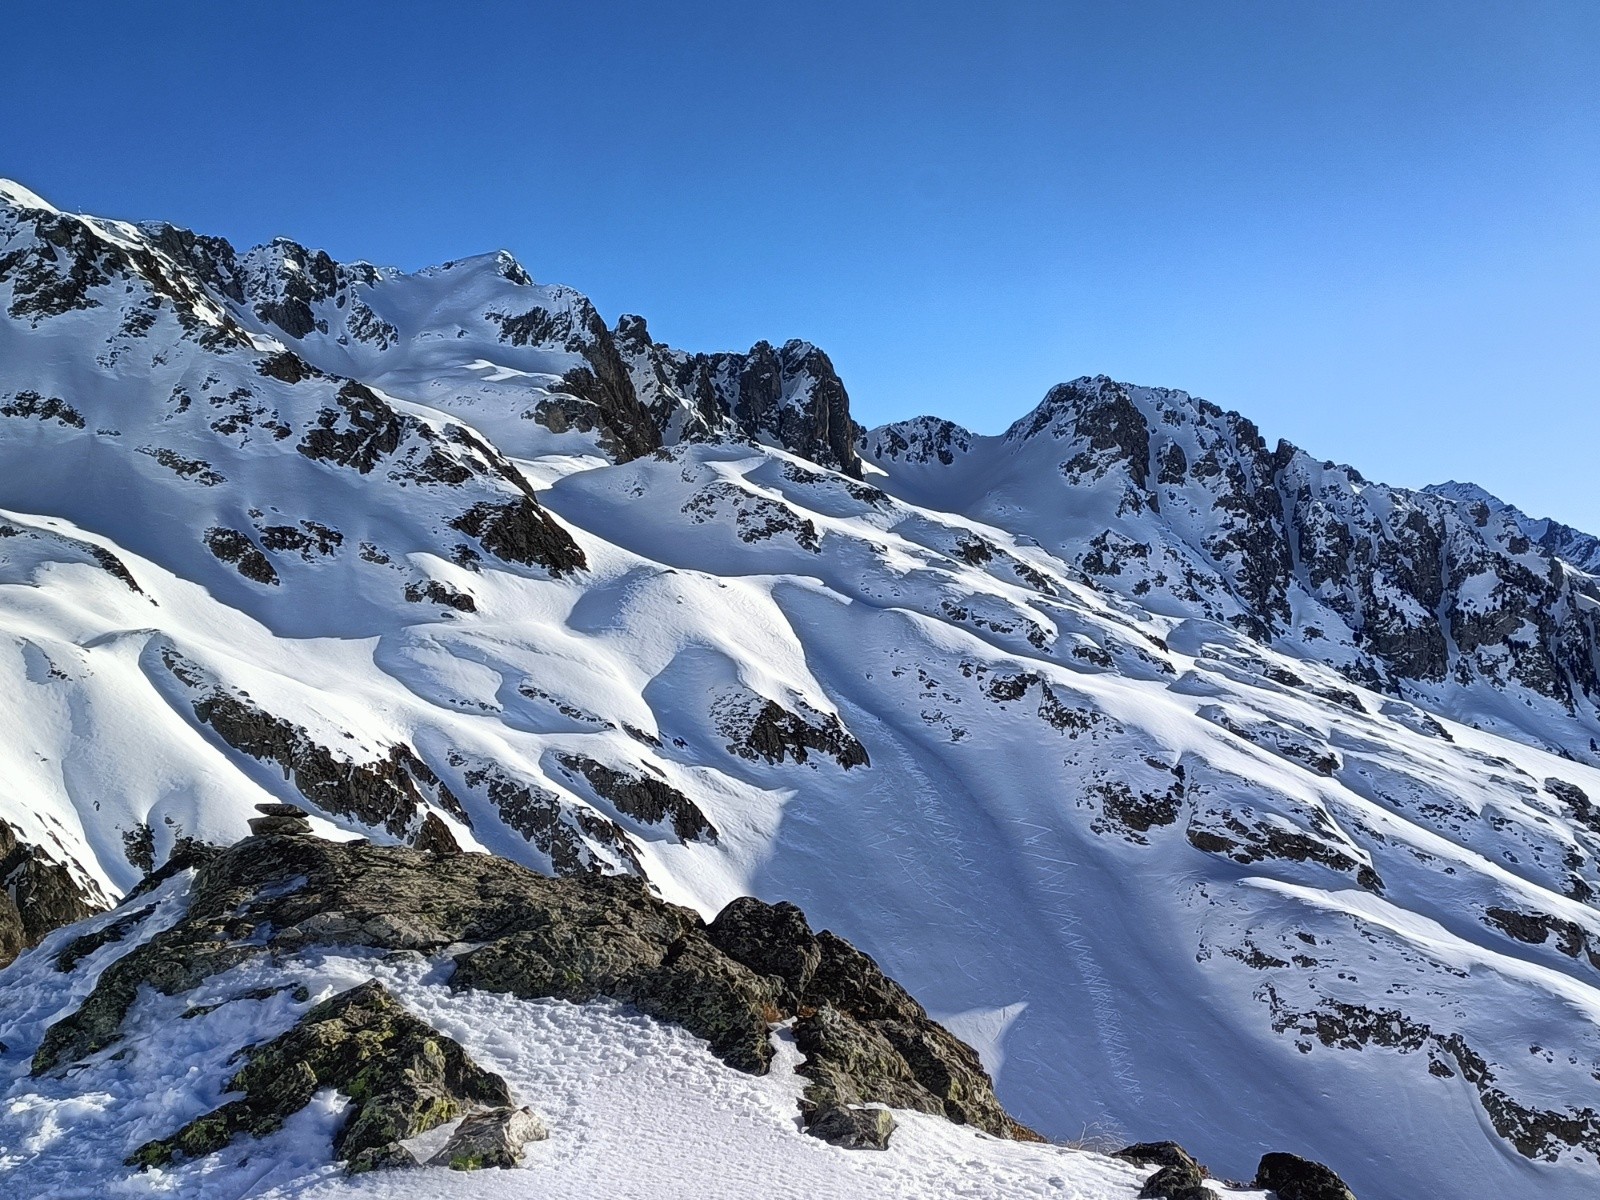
[127, 980, 509, 1169]
[428, 1105, 548, 1170]
[36, 833, 1028, 1152]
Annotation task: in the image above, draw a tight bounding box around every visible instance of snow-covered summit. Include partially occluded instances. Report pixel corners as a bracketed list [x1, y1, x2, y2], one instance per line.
[1428, 479, 1600, 574]
[864, 373, 1600, 753]
[0, 177, 57, 214]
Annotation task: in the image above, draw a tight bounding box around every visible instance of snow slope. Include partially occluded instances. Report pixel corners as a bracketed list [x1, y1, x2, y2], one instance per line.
[2, 180, 1599, 1198]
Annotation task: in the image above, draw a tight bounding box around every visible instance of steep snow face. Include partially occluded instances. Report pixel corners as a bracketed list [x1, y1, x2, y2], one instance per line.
[2, 183, 1600, 1199]
[866, 376, 1600, 759]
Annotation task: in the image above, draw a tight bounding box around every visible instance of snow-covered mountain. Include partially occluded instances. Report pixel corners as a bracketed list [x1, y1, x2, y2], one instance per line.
[1427, 479, 1600, 576]
[2, 180, 1599, 1199]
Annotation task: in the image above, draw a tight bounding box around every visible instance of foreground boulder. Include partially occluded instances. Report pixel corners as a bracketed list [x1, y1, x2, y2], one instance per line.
[1138, 1162, 1211, 1200]
[34, 832, 1031, 1156]
[429, 1106, 549, 1169]
[807, 1105, 896, 1150]
[127, 980, 510, 1170]
[1115, 1140, 1212, 1199]
[1255, 1152, 1358, 1200]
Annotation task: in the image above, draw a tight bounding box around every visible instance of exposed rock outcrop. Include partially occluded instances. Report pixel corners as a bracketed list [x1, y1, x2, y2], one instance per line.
[30, 833, 1029, 1151]
[1254, 1151, 1358, 1200]
[127, 980, 511, 1171]
[0, 822, 108, 968]
[428, 1105, 549, 1170]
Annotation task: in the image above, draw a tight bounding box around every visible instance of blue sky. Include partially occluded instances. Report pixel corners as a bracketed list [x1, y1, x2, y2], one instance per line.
[9, 2, 1598, 527]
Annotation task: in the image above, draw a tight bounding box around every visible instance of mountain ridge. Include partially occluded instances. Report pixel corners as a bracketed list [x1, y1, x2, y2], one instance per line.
[2, 180, 1600, 1199]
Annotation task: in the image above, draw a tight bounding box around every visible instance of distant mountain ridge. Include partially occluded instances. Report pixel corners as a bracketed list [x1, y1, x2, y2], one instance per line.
[866, 376, 1600, 752]
[1426, 479, 1600, 574]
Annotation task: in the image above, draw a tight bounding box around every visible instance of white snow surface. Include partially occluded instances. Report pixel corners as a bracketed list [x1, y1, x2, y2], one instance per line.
[1, 182, 1599, 1199]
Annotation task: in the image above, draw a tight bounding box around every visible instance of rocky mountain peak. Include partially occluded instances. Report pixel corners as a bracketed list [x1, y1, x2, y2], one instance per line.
[1428, 480, 1600, 575]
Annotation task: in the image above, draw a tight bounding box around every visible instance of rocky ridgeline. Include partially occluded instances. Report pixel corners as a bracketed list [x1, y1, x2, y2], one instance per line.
[31, 810, 1027, 1170]
[24, 812, 1359, 1191]
[867, 376, 1600, 737]
[126, 200, 864, 477]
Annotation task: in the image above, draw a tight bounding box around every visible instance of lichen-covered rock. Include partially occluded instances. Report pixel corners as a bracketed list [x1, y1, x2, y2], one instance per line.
[126, 980, 510, 1169]
[346, 1140, 419, 1173]
[1254, 1151, 1358, 1200]
[806, 1105, 896, 1150]
[428, 1105, 548, 1169]
[30, 835, 1028, 1146]
[706, 896, 821, 1005]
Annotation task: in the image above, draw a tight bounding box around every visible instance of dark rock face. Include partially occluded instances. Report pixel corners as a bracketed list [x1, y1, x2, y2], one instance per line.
[412, 812, 462, 855]
[1, 390, 85, 428]
[555, 754, 718, 843]
[448, 753, 643, 877]
[490, 297, 662, 463]
[449, 498, 585, 576]
[127, 980, 511, 1170]
[806, 1105, 896, 1149]
[1, 203, 250, 348]
[403, 579, 477, 612]
[617, 318, 864, 477]
[706, 896, 821, 1006]
[166, 648, 467, 840]
[239, 238, 395, 349]
[30, 835, 1028, 1151]
[732, 341, 860, 479]
[859, 416, 973, 467]
[255, 349, 323, 384]
[1116, 1142, 1211, 1200]
[203, 527, 279, 585]
[1114, 1141, 1205, 1172]
[297, 381, 406, 474]
[139, 222, 245, 302]
[717, 698, 870, 769]
[1138, 1162, 1210, 1200]
[1254, 1151, 1358, 1200]
[790, 929, 1028, 1138]
[1263, 990, 1600, 1164]
[0, 822, 107, 967]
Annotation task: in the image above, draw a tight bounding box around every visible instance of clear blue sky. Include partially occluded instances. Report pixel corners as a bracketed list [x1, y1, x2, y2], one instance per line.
[8, 2, 1598, 528]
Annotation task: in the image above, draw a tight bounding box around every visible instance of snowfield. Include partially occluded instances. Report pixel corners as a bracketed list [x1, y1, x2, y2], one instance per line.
[1, 179, 1599, 1199]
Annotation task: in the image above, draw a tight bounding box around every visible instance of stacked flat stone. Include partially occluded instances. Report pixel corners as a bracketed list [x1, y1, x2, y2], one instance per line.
[248, 802, 313, 837]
